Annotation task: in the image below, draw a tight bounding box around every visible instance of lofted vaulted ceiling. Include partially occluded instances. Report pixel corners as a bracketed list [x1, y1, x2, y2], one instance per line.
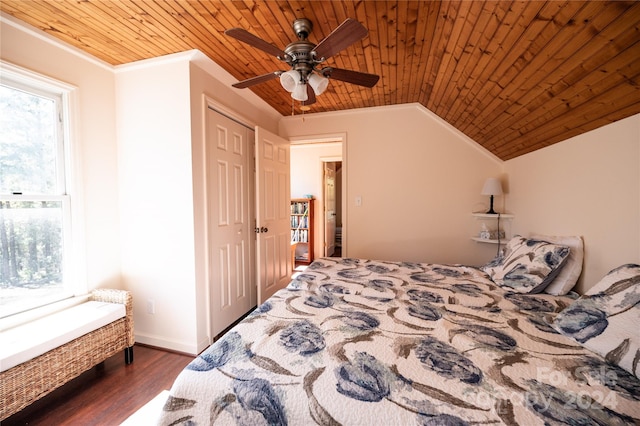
[2, 1, 639, 160]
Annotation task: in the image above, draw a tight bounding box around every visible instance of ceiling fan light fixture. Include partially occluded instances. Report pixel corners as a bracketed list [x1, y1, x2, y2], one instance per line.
[291, 83, 308, 101]
[308, 73, 329, 95]
[280, 70, 300, 93]
[226, 17, 379, 109]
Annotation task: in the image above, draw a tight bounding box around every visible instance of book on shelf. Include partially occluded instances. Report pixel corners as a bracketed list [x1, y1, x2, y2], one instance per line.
[291, 229, 308, 243]
[291, 201, 309, 215]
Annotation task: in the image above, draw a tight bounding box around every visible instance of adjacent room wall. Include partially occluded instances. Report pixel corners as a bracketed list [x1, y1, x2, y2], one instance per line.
[505, 114, 640, 293]
[281, 103, 504, 267]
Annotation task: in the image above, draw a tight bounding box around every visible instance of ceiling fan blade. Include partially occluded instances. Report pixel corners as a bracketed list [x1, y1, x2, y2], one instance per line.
[225, 28, 287, 59]
[312, 18, 368, 60]
[305, 85, 316, 105]
[323, 67, 380, 88]
[232, 72, 282, 89]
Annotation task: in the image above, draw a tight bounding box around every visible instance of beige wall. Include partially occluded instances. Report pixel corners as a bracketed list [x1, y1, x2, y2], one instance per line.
[281, 104, 504, 266]
[116, 54, 282, 354]
[115, 55, 199, 353]
[2, 15, 282, 353]
[284, 104, 640, 294]
[504, 114, 640, 293]
[1, 14, 122, 292]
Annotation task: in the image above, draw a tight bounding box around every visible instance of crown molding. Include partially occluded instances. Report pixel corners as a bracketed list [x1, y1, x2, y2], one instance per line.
[1, 12, 113, 72]
[2, 13, 280, 122]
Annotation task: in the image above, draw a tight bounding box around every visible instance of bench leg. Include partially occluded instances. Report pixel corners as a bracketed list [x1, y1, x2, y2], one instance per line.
[125, 346, 134, 364]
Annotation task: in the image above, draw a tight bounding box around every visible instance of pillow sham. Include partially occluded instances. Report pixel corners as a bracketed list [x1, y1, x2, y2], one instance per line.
[481, 236, 570, 294]
[530, 234, 583, 295]
[552, 264, 640, 378]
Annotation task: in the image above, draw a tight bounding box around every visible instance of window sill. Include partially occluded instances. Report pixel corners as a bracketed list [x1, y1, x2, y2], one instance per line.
[1, 294, 90, 332]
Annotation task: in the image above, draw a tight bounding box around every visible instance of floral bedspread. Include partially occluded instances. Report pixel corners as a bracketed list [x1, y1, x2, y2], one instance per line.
[158, 258, 640, 425]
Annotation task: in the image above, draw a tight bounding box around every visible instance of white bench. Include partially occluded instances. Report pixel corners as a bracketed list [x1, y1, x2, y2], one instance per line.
[0, 289, 134, 420]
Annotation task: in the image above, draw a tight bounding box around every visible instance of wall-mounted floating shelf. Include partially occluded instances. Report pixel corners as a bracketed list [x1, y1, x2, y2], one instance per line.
[471, 212, 514, 244]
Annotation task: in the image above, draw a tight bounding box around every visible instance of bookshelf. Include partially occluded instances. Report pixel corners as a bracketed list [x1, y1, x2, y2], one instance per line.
[291, 198, 314, 265]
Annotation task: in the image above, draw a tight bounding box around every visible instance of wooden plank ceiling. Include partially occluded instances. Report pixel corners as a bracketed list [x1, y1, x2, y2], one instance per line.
[2, 1, 639, 160]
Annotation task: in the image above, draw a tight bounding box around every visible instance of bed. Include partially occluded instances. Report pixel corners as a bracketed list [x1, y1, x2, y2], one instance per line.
[158, 237, 640, 425]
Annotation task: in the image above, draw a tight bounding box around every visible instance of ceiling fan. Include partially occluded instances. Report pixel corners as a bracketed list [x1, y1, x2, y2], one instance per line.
[225, 18, 380, 105]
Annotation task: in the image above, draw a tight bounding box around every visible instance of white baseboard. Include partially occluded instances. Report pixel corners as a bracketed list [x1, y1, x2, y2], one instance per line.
[134, 333, 198, 355]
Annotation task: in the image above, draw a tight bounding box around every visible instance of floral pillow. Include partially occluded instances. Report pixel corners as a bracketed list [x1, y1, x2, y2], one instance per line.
[530, 234, 584, 295]
[481, 236, 570, 294]
[552, 264, 640, 378]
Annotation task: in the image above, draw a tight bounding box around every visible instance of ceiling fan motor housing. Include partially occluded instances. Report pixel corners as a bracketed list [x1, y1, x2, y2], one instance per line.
[292, 18, 313, 40]
[286, 18, 321, 82]
[284, 41, 316, 79]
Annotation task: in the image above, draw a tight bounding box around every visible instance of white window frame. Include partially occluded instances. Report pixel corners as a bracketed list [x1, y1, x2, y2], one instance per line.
[1, 61, 86, 321]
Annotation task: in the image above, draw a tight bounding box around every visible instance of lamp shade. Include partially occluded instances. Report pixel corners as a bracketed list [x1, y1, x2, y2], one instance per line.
[308, 73, 329, 95]
[291, 83, 309, 101]
[280, 70, 300, 93]
[481, 178, 503, 196]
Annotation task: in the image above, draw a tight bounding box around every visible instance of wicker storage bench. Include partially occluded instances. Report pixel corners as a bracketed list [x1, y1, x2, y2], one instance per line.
[0, 289, 134, 420]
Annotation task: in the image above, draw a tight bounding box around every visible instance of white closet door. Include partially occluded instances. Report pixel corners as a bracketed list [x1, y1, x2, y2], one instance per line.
[206, 108, 255, 338]
[255, 127, 291, 304]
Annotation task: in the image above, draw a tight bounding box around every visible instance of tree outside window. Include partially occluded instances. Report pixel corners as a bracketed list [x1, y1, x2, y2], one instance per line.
[1, 70, 72, 318]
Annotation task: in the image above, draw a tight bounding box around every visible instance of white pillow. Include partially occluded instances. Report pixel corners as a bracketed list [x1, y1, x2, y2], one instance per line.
[531, 235, 583, 295]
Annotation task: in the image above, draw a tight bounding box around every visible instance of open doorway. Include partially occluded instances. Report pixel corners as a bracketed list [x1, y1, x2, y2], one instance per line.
[290, 138, 345, 264]
[323, 161, 342, 257]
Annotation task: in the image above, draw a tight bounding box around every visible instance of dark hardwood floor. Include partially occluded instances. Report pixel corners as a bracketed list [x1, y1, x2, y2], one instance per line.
[3, 344, 193, 426]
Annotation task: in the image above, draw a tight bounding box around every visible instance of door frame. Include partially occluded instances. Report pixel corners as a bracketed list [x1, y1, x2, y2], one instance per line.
[289, 133, 347, 257]
[201, 95, 261, 344]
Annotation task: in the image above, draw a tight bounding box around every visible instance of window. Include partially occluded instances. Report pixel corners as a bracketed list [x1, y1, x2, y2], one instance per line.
[0, 63, 77, 318]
